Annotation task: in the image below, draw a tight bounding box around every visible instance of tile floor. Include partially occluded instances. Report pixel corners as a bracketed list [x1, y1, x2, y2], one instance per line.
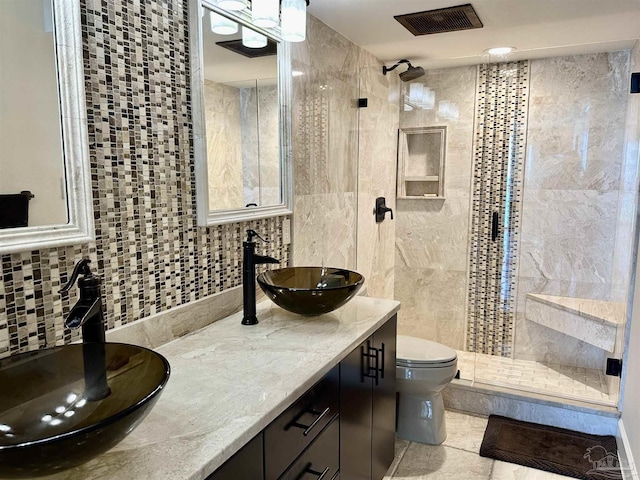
[384, 410, 572, 480]
[455, 350, 614, 405]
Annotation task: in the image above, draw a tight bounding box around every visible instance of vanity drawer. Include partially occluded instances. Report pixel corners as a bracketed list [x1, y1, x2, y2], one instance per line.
[265, 365, 339, 480]
[277, 417, 339, 480]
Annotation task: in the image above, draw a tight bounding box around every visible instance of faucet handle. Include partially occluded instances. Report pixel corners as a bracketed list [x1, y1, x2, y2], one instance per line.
[60, 258, 93, 294]
[246, 229, 269, 243]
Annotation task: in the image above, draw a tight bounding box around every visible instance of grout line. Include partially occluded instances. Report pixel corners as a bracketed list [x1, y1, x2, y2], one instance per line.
[388, 440, 412, 477]
[488, 458, 496, 479]
[443, 443, 483, 455]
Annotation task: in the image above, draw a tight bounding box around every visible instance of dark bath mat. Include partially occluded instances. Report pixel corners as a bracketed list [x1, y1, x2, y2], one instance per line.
[480, 415, 623, 479]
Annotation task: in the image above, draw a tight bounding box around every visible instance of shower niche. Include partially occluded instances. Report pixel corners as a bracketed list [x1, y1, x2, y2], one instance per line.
[396, 126, 446, 199]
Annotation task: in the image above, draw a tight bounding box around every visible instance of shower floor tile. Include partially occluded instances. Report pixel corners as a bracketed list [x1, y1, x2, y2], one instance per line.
[454, 350, 613, 405]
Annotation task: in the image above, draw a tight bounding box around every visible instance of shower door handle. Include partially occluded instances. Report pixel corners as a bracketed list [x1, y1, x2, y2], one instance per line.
[491, 211, 499, 242]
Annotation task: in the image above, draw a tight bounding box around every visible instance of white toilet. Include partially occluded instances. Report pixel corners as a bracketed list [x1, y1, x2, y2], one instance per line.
[395, 335, 458, 445]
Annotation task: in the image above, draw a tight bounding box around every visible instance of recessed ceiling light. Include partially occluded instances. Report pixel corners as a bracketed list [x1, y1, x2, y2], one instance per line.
[485, 47, 516, 56]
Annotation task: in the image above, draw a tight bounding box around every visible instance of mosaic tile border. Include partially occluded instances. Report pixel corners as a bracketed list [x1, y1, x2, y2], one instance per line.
[0, 0, 289, 358]
[466, 61, 529, 357]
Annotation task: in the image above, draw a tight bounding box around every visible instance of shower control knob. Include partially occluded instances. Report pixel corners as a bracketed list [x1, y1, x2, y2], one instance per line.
[374, 197, 393, 223]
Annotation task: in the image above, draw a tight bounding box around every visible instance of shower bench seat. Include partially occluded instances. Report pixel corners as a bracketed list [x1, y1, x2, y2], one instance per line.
[524, 294, 625, 352]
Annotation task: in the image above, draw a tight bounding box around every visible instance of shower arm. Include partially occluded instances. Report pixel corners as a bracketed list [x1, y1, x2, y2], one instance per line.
[382, 59, 411, 75]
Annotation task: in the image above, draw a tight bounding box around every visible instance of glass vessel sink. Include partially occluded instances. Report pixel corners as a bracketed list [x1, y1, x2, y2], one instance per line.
[0, 343, 170, 478]
[257, 266, 364, 315]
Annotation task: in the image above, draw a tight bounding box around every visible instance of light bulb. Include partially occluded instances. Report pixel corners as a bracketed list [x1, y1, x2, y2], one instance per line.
[242, 26, 267, 48]
[252, 0, 279, 28]
[484, 46, 515, 56]
[281, 0, 306, 42]
[210, 12, 238, 35]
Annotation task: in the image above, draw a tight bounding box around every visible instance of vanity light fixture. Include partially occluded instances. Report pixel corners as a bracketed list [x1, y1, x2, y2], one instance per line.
[214, 0, 310, 42]
[484, 46, 516, 56]
[210, 11, 238, 34]
[216, 0, 247, 11]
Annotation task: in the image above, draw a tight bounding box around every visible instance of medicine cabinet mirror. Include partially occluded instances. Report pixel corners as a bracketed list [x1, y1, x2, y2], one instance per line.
[0, 0, 94, 254]
[190, 0, 293, 226]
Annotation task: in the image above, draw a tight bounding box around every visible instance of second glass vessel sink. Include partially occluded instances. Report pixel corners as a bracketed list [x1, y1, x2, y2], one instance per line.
[0, 343, 170, 478]
[257, 266, 364, 315]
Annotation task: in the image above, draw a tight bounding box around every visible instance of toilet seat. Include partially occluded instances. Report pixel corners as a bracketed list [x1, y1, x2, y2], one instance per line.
[396, 335, 457, 368]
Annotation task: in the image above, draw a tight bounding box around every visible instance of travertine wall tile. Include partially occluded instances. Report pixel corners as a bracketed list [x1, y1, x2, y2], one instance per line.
[514, 52, 631, 365]
[293, 192, 356, 269]
[291, 15, 359, 270]
[204, 80, 243, 210]
[356, 50, 399, 299]
[395, 264, 467, 349]
[394, 66, 476, 346]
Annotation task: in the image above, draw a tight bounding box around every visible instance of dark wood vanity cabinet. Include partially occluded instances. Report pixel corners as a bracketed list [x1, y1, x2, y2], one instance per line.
[207, 315, 397, 480]
[277, 417, 340, 480]
[340, 315, 397, 480]
[206, 433, 264, 480]
[264, 366, 340, 480]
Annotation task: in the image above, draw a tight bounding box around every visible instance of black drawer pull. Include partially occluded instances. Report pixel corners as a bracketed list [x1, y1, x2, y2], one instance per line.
[291, 406, 331, 436]
[304, 466, 330, 480]
[379, 342, 385, 379]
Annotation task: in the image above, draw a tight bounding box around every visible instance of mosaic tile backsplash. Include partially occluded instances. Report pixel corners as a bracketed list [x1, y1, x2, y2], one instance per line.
[0, 0, 289, 358]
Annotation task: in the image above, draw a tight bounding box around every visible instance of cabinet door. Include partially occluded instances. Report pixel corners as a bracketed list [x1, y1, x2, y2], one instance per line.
[339, 339, 372, 480]
[206, 433, 263, 480]
[371, 315, 397, 480]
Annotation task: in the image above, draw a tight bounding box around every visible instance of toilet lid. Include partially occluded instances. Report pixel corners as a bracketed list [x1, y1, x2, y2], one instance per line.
[396, 335, 457, 365]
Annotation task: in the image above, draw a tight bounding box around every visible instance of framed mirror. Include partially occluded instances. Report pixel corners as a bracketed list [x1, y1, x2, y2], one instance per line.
[190, 0, 293, 226]
[0, 0, 93, 254]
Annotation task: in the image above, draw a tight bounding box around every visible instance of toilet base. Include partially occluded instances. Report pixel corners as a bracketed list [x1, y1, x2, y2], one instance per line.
[396, 391, 447, 445]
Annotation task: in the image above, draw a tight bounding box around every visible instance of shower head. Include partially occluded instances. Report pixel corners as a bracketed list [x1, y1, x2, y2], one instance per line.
[399, 65, 426, 82]
[382, 59, 425, 82]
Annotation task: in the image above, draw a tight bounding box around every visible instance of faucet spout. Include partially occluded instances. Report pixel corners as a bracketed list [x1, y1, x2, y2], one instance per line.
[65, 297, 101, 329]
[65, 297, 106, 344]
[254, 254, 280, 265]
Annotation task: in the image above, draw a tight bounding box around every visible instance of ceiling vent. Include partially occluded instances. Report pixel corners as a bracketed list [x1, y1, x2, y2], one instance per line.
[215, 39, 278, 58]
[394, 4, 483, 36]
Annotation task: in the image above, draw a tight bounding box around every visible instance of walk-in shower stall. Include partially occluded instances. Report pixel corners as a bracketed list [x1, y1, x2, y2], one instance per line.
[394, 47, 640, 409]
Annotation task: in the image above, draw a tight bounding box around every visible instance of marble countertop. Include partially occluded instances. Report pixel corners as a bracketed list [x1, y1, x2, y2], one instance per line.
[40, 296, 400, 480]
